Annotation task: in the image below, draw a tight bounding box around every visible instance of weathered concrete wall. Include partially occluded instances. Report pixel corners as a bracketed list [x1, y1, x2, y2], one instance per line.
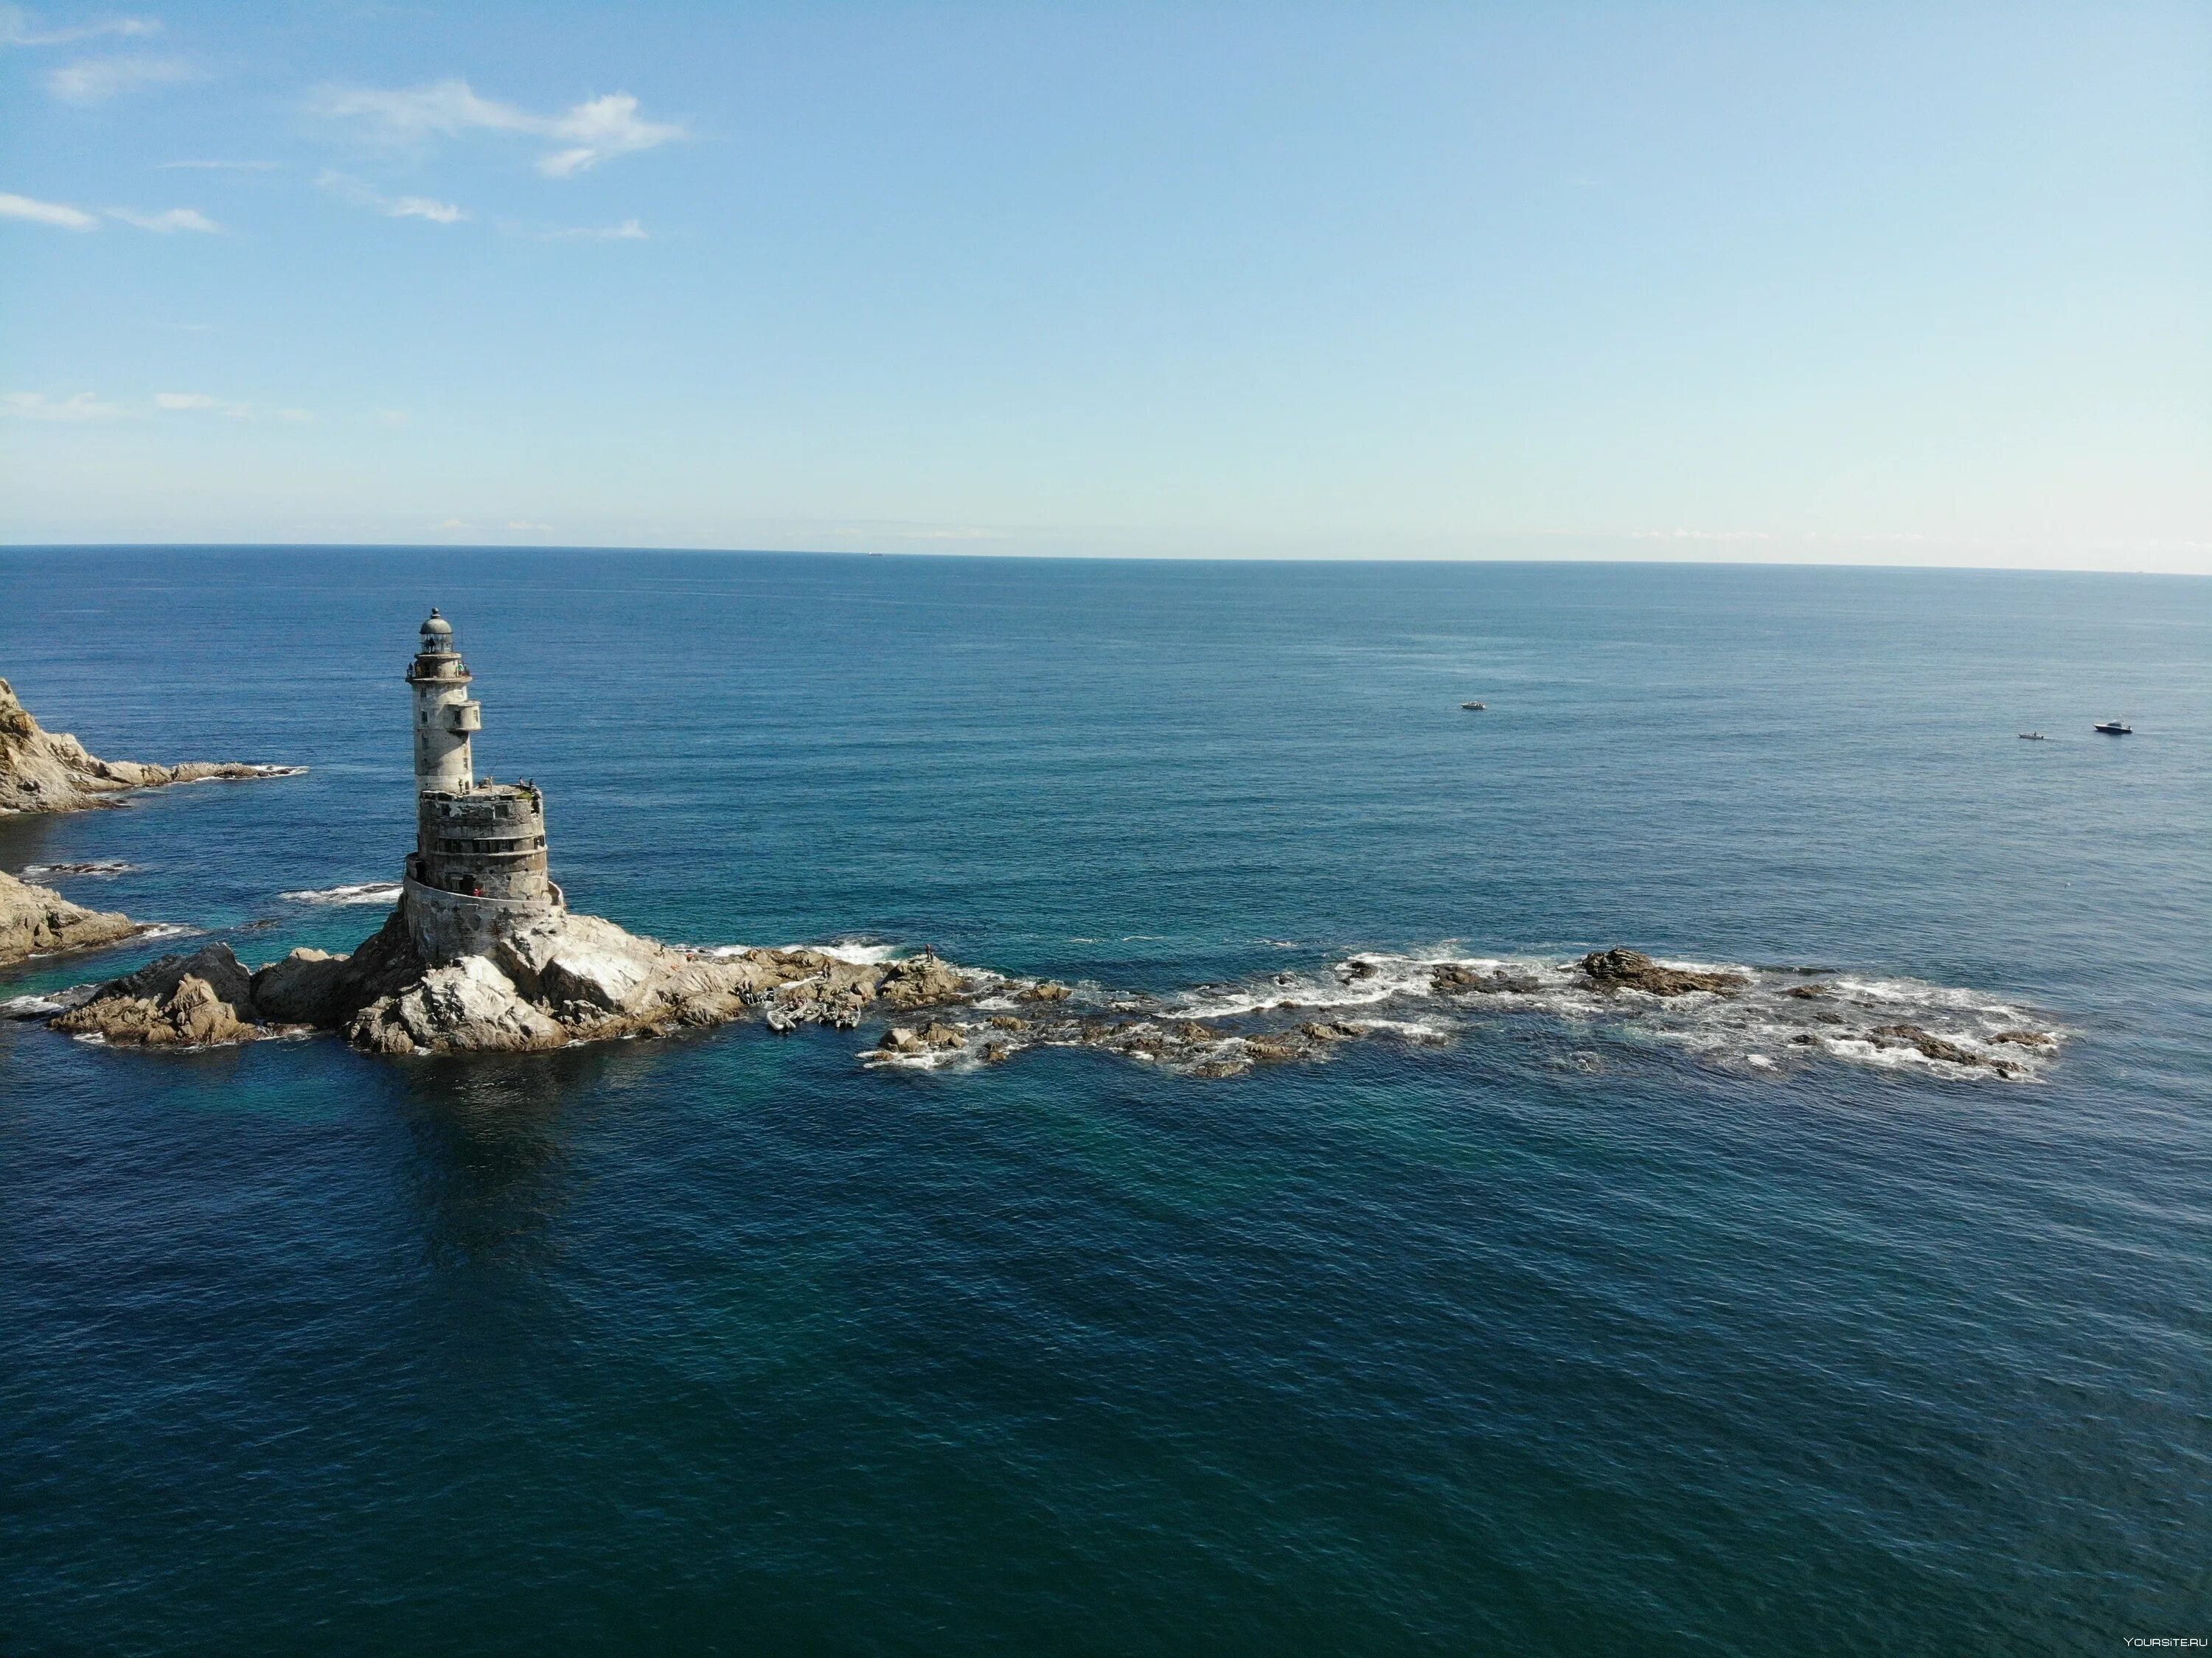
[401, 877, 563, 966]
[413, 784, 551, 902]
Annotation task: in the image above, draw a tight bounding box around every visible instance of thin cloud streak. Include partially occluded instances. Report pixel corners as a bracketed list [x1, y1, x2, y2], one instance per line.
[0, 189, 97, 228]
[315, 77, 684, 175]
[106, 205, 217, 232]
[2, 390, 128, 419]
[0, 5, 159, 47]
[316, 170, 467, 223]
[46, 54, 195, 102]
[503, 216, 648, 241]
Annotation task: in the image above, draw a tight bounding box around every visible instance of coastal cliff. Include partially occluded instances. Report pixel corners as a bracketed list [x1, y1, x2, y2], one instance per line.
[0, 677, 301, 815]
[0, 867, 142, 966]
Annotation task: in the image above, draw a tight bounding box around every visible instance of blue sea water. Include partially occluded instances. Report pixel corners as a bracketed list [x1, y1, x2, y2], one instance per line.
[1, 548, 2208, 1655]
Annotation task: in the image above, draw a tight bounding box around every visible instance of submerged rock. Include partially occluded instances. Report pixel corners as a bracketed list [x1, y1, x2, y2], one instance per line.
[0, 675, 299, 817]
[1868, 1023, 2007, 1070]
[1579, 948, 1747, 997]
[1430, 963, 1540, 995]
[0, 866, 142, 966]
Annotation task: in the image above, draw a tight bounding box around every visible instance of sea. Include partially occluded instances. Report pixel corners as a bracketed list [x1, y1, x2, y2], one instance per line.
[1, 548, 2207, 1655]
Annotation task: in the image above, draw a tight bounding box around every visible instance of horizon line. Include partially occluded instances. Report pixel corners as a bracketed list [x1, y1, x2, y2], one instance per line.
[0, 541, 2205, 579]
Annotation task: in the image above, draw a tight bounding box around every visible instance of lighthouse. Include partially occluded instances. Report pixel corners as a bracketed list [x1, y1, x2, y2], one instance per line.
[401, 610, 561, 961]
[406, 609, 481, 794]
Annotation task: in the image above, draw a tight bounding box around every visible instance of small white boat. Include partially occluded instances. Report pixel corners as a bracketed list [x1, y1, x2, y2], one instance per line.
[1461, 701, 1486, 711]
[2093, 720, 2133, 735]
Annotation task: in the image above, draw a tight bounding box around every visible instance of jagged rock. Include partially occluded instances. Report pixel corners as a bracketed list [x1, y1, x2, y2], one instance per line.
[989, 1014, 1029, 1031]
[1580, 948, 1747, 997]
[0, 866, 142, 966]
[94, 941, 258, 1012]
[492, 912, 665, 1006]
[1300, 1021, 1363, 1042]
[1869, 1023, 1992, 1067]
[1992, 1029, 2056, 1048]
[1430, 963, 1539, 995]
[1785, 983, 1827, 1000]
[0, 675, 299, 816]
[880, 955, 965, 1009]
[248, 948, 352, 1025]
[52, 944, 265, 1047]
[348, 955, 566, 1055]
[247, 907, 427, 1028]
[1018, 979, 1073, 1003]
[980, 1040, 1012, 1065]
[1343, 959, 1380, 980]
[877, 1020, 967, 1055]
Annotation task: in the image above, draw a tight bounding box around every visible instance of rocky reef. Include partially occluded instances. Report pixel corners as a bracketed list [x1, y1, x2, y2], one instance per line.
[35, 902, 979, 1057]
[15, 905, 2065, 1087]
[0, 676, 301, 816]
[0, 866, 144, 966]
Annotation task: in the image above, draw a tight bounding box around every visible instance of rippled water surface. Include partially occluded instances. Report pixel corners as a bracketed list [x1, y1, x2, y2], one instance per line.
[3, 549, 2208, 1654]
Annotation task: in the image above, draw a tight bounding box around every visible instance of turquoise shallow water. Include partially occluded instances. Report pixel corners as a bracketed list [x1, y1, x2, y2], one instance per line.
[2, 549, 2208, 1654]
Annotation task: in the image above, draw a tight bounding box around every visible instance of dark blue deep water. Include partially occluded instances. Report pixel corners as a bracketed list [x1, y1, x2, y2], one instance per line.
[2, 549, 2208, 1655]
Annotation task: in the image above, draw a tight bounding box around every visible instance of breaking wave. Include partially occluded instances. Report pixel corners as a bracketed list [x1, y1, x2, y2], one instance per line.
[281, 882, 403, 906]
[19, 860, 137, 879]
[858, 946, 2067, 1084]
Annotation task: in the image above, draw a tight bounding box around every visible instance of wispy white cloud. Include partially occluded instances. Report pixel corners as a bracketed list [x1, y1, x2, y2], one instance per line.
[316, 78, 684, 176]
[388, 195, 465, 223]
[156, 159, 279, 172]
[316, 169, 467, 223]
[46, 53, 195, 102]
[0, 5, 159, 47]
[274, 407, 312, 422]
[1628, 528, 1773, 543]
[0, 189, 97, 229]
[504, 216, 647, 242]
[375, 409, 408, 428]
[1, 389, 128, 419]
[106, 204, 216, 231]
[507, 519, 553, 531]
[154, 390, 246, 416]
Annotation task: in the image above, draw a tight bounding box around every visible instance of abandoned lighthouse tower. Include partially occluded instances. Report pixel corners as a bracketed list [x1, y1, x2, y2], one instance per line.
[401, 609, 563, 962]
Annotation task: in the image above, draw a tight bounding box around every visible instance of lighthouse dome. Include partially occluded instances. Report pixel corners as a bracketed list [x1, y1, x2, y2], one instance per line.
[420, 610, 454, 640]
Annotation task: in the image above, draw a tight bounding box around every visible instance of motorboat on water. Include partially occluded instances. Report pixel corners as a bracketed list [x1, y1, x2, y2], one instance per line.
[1461, 701, 1486, 711]
[2018, 731, 2045, 740]
[2093, 720, 2133, 735]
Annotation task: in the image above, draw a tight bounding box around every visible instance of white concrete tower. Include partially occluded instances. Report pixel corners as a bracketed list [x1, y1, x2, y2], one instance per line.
[406, 609, 482, 795]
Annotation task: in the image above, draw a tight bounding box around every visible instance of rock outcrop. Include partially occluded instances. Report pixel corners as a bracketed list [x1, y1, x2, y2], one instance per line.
[51, 943, 268, 1047]
[53, 899, 978, 1059]
[1431, 963, 1541, 995]
[0, 676, 301, 816]
[1579, 948, 1747, 997]
[0, 866, 143, 966]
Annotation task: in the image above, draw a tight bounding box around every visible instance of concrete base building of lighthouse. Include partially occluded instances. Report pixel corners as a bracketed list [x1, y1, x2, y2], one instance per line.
[400, 609, 564, 963]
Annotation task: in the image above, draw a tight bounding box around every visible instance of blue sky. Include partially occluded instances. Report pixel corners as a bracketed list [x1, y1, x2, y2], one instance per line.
[1, 1, 2206, 568]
